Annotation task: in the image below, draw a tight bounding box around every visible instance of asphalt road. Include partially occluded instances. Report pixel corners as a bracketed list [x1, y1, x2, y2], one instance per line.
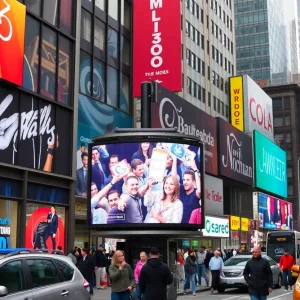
[180, 288, 293, 299]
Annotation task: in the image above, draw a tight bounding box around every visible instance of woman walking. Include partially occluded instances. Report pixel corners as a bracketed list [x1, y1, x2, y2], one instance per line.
[109, 250, 135, 300]
[183, 250, 197, 296]
[134, 252, 148, 299]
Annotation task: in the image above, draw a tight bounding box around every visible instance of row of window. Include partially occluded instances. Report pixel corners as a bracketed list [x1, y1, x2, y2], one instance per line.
[236, 45, 269, 59]
[212, 70, 229, 94]
[235, 11, 268, 25]
[237, 57, 270, 71]
[235, 23, 268, 36]
[211, 21, 234, 53]
[273, 116, 291, 128]
[213, 95, 229, 117]
[212, 45, 234, 75]
[186, 49, 205, 76]
[236, 33, 269, 47]
[185, 21, 205, 49]
[187, 78, 206, 104]
[274, 132, 292, 144]
[210, 0, 233, 31]
[235, 0, 267, 13]
[272, 97, 291, 110]
[185, 0, 204, 22]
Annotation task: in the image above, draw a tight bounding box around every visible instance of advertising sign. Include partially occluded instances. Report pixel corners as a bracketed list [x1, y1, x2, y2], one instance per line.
[0, 0, 26, 86]
[230, 216, 240, 230]
[230, 76, 244, 131]
[89, 141, 203, 228]
[0, 87, 71, 176]
[258, 192, 293, 230]
[152, 84, 218, 175]
[76, 94, 132, 197]
[204, 174, 223, 216]
[218, 118, 253, 185]
[25, 206, 65, 250]
[254, 130, 287, 198]
[241, 218, 249, 231]
[133, 0, 181, 97]
[243, 76, 273, 140]
[202, 216, 229, 237]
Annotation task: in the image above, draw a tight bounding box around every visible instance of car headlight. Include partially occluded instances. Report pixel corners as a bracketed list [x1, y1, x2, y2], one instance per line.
[295, 281, 300, 291]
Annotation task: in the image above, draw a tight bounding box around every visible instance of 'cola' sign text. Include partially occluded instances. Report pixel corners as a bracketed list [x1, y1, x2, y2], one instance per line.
[218, 118, 253, 185]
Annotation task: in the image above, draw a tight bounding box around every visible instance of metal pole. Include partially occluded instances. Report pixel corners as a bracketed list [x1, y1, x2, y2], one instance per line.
[141, 82, 152, 128]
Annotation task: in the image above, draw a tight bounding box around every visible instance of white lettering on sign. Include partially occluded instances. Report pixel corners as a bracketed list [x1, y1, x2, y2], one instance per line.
[0, 0, 13, 42]
[259, 147, 286, 182]
[0, 226, 10, 235]
[150, 0, 163, 68]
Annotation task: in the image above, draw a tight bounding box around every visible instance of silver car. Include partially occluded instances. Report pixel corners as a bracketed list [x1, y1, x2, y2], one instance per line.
[218, 254, 282, 293]
[0, 249, 90, 300]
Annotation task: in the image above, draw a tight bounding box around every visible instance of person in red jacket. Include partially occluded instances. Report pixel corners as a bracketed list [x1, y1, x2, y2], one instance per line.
[279, 249, 295, 291]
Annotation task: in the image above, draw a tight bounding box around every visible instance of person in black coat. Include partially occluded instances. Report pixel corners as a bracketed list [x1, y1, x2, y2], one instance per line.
[139, 247, 173, 300]
[47, 206, 58, 250]
[204, 248, 214, 270]
[93, 244, 108, 289]
[78, 248, 96, 296]
[243, 246, 273, 298]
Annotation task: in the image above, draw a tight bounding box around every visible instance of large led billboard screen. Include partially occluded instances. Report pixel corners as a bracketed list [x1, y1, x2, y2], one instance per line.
[88, 133, 204, 230]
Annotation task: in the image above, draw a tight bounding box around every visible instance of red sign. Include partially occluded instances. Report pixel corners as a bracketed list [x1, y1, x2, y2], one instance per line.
[0, 0, 26, 86]
[133, 0, 181, 97]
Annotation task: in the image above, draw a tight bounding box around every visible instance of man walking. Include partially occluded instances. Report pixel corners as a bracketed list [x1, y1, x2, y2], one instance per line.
[243, 246, 273, 300]
[139, 247, 173, 300]
[279, 249, 295, 291]
[93, 244, 107, 289]
[78, 248, 95, 297]
[209, 250, 224, 294]
[196, 246, 209, 287]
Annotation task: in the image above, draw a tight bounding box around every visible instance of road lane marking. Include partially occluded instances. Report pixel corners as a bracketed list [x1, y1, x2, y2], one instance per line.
[216, 296, 241, 300]
[268, 292, 292, 299]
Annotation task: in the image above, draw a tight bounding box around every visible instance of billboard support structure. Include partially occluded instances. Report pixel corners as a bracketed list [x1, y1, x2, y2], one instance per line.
[141, 82, 153, 128]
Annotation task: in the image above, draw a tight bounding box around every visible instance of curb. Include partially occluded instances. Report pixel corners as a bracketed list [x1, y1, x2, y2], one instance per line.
[177, 287, 211, 296]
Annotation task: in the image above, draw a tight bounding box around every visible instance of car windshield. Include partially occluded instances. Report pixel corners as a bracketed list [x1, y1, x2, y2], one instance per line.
[224, 257, 250, 266]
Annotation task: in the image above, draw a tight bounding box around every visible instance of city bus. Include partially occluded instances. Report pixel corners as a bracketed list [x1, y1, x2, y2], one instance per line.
[267, 230, 300, 265]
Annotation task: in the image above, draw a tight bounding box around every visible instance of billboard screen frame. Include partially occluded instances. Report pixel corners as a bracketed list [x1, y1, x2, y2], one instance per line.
[87, 132, 205, 230]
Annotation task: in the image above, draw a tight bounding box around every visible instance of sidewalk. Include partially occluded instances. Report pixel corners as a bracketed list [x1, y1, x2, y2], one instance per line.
[92, 281, 210, 300]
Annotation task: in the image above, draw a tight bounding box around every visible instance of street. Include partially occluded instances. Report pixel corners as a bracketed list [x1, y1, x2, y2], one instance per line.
[181, 288, 293, 299]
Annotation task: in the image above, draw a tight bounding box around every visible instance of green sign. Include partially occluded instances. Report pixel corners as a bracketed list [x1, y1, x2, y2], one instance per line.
[254, 131, 287, 198]
[191, 240, 198, 247]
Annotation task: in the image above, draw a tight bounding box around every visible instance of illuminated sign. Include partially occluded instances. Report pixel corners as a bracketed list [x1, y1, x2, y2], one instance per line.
[203, 216, 229, 237]
[230, 76, 244, 131]
[0, 0, 26, 86]
[230, 216, 240, 230]
[241, 218, 249, 231]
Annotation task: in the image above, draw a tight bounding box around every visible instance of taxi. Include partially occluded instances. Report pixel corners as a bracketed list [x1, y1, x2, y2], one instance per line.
[292, 265, 300, 299]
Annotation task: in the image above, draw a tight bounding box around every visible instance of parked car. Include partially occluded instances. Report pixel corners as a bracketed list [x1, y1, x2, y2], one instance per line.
[0, 248, 90, 299]
[218, 254, 282, 293]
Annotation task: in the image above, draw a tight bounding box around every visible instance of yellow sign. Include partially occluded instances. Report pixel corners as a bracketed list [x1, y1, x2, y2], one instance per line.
[230, 216, 240, 230]
[230, 76, 244, 131]
[241, 218, 249, 231]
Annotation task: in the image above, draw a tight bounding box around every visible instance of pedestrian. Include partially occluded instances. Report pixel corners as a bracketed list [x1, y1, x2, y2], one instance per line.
[177, 248, 185, 282]
[232, 249, 237, 256]
[68, 248, 78, 265]
[243, 246, 273, 300]
[134, 251, 147, 300]
[109, 250, 135, 300]
[93, 244, 108, 290]
[204, 247, 213, 285]
[183, 250, 197, 296]
[209, 250, 224, 294]
[78, 248, 95, 297]
[184, 249, 189, 262]
[139, 247, 173, 300]
[279, 248, 295, 291]
[196, 246, 209, 287]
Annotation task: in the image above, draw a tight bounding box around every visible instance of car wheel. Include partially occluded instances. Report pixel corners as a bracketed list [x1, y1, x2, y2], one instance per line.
[275, 274, 282, 288]
[217, 287, 225, 293]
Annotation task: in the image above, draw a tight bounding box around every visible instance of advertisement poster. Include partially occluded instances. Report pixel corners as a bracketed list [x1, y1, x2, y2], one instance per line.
[202, 216, 229, 237]
[89, 142, 203, 227]
[133, 0, 181, 97]
[230, 76, 244, 132]
[204, 175, 223, 216]
[258, 192, 293, 230]
[0, 87, 72, 176]
[76, 94, 132, 197]
[218, 118, 253, 185]
[254, 130, 287, 198]
[152, 84, 218, 175]
[26, 206, 65, 250]
[0, 0, 26, 86]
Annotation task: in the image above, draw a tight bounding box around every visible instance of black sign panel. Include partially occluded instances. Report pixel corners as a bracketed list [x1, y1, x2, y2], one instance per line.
[217, 118, 253, 185]
[152, 84, 218, 175]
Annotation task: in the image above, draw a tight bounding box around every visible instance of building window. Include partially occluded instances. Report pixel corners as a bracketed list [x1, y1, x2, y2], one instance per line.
[208, 92, 211, 107]
[284, 96, 290, 109]
[288, 185, 294, 196]
[94, 19, 106, 53]
[286, 150, 292, 161]
[107, 66, 118, 107]
[274, 133, 284, 145]
[217, 99, 221, 113]
[225, 105, 229, 118]
[108, 0, 119, 21]
[213, 96, 217, 110]
[221, 101, 224, 116]
[187, 77, 192, 94]
[285, 116, 291, 127]
[273, 117, 283, 127]
[272, 98, 282, 110]
[287, 167, 293, 178]
[81, 9, 92, 44]
[285, 133, 291, 143]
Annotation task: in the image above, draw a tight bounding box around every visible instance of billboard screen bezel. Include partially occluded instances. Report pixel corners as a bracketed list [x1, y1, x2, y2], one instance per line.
[87, 132, 204, 230]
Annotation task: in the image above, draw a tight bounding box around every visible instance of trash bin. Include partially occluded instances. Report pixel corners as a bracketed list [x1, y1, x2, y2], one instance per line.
[167, 264, 179, 300]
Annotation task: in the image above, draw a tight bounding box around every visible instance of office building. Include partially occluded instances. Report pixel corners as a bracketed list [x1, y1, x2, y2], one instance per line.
[235, 0, 299, 86]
